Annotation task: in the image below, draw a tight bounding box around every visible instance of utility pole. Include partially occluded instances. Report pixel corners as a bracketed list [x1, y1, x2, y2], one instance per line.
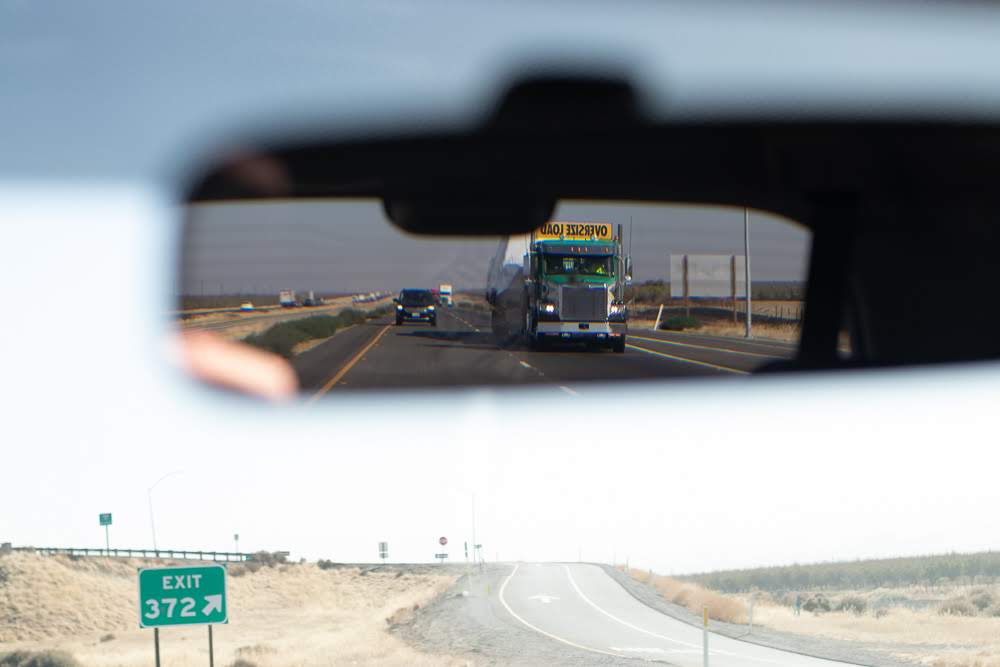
[744, 207, 752, 338]
[147, 471, 182, 554]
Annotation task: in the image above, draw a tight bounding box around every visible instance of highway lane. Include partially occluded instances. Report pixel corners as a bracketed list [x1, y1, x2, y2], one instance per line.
[297, 308, 795, 395]
[499, 563, 852, 666]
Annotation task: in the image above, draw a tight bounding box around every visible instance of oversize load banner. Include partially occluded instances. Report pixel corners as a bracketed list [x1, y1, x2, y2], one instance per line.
[535, 222, 613, 241]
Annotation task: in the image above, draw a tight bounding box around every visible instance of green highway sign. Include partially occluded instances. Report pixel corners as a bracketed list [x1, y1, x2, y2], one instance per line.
[138, 565, 228, 628]
[99, 513, 112, 526]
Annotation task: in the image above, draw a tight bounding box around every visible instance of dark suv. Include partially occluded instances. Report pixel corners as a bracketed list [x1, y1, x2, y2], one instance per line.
[394, 289, 437, 326]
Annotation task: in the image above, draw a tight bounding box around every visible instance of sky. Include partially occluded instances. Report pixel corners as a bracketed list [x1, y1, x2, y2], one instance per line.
[181, 199, 810, 296]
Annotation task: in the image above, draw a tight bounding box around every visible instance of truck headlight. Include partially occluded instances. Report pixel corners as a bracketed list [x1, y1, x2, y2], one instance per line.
[543, 303, 556, 314]
[396, 304, 403, 310]
[428, 305, 435, 311]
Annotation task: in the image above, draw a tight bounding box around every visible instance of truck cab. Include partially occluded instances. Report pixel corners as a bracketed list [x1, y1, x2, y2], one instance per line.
[488, 222, 630, 352]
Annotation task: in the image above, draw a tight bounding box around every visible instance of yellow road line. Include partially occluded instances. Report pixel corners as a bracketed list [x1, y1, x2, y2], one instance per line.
[308, 324, 392, 402]
[629, 335, 777, 359]
[626, 343, 749, 375]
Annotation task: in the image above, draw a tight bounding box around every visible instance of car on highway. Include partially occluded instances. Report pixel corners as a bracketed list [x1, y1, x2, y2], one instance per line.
[10, 2, 1000, 666]
[394, 289, 437, 326]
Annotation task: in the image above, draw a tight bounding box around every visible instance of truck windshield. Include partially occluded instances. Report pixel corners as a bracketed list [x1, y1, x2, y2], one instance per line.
[543, 254, 613, 276]
[400, 290, 436, 305]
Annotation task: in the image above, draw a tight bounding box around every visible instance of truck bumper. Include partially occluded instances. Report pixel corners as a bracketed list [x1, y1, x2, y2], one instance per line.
[534, 321, 627, 343]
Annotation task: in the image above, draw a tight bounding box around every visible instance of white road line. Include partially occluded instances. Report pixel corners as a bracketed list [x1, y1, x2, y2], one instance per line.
[626, 344, 749, 375]
[559, 385, 579, 396]
[629, 335, 778, 359]
[562, 565, 699, 650]
[447, 309, 481, 332]
[562, 565, 787, 665]
[498, 564, 625, 660]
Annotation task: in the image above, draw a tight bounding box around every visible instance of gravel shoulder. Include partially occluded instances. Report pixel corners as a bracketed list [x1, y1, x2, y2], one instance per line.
[601, 565, 919, 667]
[393, 563, 627, 666]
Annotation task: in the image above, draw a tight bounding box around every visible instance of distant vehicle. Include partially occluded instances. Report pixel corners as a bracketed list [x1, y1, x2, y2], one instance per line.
[488, 222, 631, 352]
[394, 289, 437, 326]
[302, 290, 321, 307]
[438, 284, 453, 307]
[279, 290, 297, 308]
[239, 302, 254, 312]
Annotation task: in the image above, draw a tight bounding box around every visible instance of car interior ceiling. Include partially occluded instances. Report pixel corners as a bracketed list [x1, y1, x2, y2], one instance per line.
[186, 76, 1000, 373]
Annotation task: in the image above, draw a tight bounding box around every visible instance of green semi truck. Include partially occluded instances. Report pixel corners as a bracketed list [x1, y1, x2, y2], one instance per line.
[487, 221, 631, 352]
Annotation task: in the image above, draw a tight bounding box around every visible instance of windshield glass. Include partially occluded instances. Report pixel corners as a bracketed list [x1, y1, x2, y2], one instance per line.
[543, 254, 613, 276]
[400, 290, 435, 306]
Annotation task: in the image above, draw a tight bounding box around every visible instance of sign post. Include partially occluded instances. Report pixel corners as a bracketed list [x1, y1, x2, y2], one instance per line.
[437, 537, 448, 564]
[139, 564, 228, 667]
[378, 541, 388, 562]
[99, 513, 112, 556]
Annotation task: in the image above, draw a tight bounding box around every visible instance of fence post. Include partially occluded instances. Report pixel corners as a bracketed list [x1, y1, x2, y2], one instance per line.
[653, 304, 664, 332]
[703, 605, 709, 667]
[730, 255, 737, 323]
[683, 255, 690, 317]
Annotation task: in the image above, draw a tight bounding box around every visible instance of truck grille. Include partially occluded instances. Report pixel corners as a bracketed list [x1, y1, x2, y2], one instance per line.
[560, 286, 607, 321]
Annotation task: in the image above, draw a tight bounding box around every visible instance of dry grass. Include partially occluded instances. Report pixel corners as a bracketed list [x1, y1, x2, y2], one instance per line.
[625, 564, 1000, 667]
[690, 320, 801, 343]
[0, 553, 463, 666]
[752, 604, 1000, 667]
[622, 567, 746, 623]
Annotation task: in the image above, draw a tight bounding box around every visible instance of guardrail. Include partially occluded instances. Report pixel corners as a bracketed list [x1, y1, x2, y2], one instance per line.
[4, 545, 256, 562]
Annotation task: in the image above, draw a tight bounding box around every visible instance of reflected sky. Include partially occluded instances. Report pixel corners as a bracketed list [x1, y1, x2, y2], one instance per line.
[181, 199, 809, 295]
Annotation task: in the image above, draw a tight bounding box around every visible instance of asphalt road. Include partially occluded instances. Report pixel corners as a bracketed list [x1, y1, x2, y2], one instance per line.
[294, 307, 796, 395]
[499, 563, 851, 666]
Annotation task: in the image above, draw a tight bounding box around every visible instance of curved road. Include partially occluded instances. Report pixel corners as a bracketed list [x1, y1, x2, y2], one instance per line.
[499, 563, 853, 666]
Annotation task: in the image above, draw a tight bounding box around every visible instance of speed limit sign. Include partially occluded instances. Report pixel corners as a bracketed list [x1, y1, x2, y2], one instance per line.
[439, 536, 448, 546]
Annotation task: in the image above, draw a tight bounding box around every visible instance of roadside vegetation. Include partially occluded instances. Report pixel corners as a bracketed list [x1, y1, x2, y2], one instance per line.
[657, 315, 702, 331]
[625, 280, 806, 304]
[626, 551, 1000, 667]
[0, 652, 80, 667]
[242, 307, 391, 358]
[682, 551, 1000, 592]
[0, 552, 461, 666]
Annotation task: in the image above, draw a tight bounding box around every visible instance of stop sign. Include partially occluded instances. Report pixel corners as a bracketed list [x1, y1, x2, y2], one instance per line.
[439, 536, 448, 546]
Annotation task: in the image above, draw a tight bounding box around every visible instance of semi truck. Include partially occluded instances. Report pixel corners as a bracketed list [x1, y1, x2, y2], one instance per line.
[438, 284, 453, 306]
[486, 221, 631, 352]
[279, 289, 297, 308]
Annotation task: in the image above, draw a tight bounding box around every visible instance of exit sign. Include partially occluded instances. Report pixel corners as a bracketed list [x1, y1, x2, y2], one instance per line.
[138, 565, 228, 627]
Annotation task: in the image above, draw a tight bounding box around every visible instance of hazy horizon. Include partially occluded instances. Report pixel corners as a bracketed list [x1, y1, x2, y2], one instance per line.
[181, 199, 810, 296]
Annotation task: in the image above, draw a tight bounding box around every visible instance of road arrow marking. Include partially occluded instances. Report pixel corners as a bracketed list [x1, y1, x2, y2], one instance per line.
[528, 594, 560, 604]
[202, 594, 222, 616]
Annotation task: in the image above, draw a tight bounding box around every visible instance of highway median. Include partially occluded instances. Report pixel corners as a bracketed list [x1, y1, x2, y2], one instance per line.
[242, 307, 391, 359]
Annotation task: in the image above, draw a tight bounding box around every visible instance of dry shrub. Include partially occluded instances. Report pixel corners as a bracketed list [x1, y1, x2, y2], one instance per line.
[938, 598, 977, 616]
[628, 569, 746, 623]
[970, 590, 994, 611]
[0, 651, 81, 667]
[835, 594, 867, 615]
[235, 644, 276, 658]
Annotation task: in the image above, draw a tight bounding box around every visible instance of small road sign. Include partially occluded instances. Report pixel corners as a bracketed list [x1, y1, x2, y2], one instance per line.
[138, 564, 228, 628]
[378, 542, 388, 560]
[439, 536, 448, 546]
[99, 513, 112, 526]
[435, 553, 448, 562]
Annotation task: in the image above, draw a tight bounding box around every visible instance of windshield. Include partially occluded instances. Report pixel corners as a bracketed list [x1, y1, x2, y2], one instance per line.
[543, 254, 613, 276]
[399, 290, 436, 306]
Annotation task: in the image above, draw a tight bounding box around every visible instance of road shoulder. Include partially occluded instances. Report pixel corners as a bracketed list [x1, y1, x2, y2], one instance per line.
[600, 565, 917, 667]
[392, 564, 625, 666]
